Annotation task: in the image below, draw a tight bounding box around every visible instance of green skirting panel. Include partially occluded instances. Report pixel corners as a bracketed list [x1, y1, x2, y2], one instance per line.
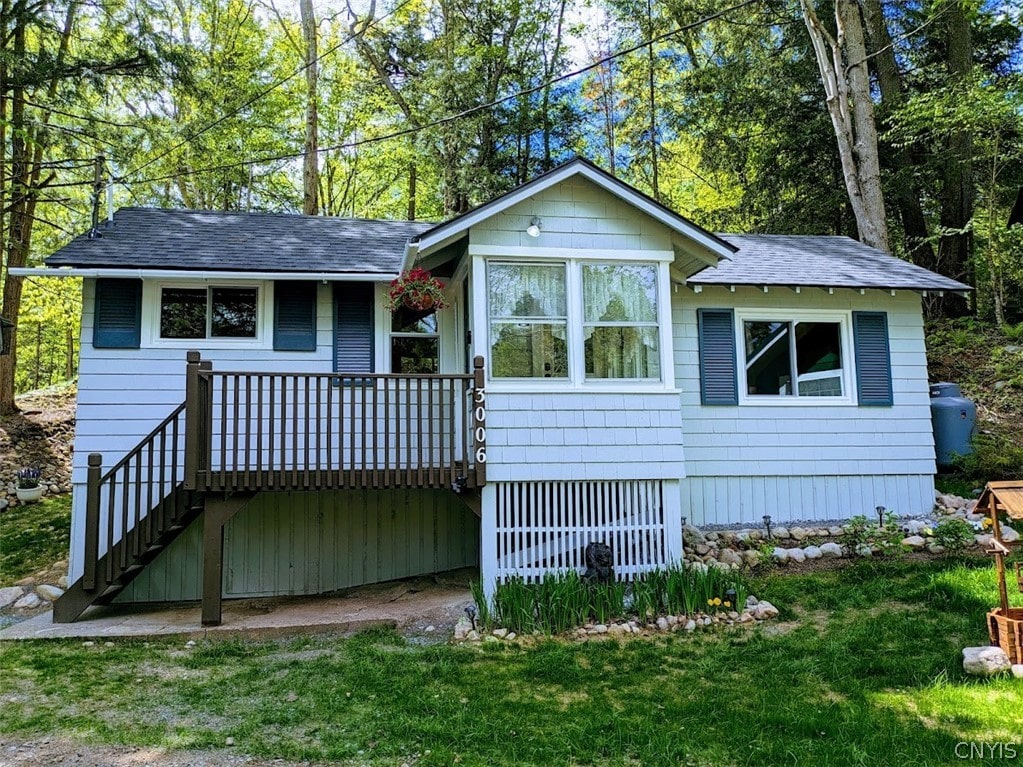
[116, 489, 480, 603]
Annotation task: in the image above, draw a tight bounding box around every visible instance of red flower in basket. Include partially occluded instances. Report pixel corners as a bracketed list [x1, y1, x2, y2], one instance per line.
[386, 267, 448, 313]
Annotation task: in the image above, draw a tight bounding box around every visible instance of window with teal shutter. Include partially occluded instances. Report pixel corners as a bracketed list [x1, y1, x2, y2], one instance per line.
[697, 308, 738, 405]
[852, 311, 893, 406]
[93, 278, 142, 348]
[274, 281, 317, 351]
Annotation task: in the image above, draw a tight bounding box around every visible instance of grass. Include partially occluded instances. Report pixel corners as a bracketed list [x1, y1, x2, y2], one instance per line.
[0, 494, 71, 584]
[2, 557, 1021, 765]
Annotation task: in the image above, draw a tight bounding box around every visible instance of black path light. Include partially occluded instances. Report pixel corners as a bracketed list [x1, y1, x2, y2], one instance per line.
[876, 506, 887, 527]
[763, 514, 772, 540]
[725, 588, 737, 609]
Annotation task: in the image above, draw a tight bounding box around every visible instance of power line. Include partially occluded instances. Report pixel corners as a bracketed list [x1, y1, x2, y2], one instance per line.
[121, 0, 418, 181]
[122, 0, 766, 187]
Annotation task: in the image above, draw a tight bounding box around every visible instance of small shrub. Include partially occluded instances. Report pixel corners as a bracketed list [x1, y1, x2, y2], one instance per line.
[933, 518, 975, 554]
[842, 515, 873, 555]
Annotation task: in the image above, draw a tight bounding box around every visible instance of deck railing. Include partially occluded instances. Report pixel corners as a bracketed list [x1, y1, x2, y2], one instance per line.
[183, 351, 487, 493]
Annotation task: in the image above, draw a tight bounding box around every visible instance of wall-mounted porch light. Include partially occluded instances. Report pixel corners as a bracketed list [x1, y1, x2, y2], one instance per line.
[526, 217, 542, 238]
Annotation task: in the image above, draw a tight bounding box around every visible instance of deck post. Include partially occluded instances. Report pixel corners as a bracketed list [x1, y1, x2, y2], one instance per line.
[201, 493, 252, 626]
[472, 356, 486, 488]
[184, 351, 202, 490]
[83, 453, 102, 591]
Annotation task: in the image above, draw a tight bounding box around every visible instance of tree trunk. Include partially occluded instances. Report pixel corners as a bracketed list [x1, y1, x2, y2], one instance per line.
[800, 0, 890, 252]
[938, 0, 973, 286]
[860, 0, 935, 267]
[300, 0, 319, 216]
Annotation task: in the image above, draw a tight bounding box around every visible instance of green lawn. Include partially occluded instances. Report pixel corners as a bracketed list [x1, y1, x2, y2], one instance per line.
[0, 494, 71, 584]
[1, 557, 1020, 765]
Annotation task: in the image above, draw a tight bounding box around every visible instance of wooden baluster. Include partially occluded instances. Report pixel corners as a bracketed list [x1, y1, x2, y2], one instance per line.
[133, 454, 143, 557]
[361, 377, 368, 489]
[326, 374, 335, 488]
[145, 438, 155, 544]
[460, 379, 469, 482]
[83, 454, 102, 591]
[106, 473, 117, 584]
[302, 375, 310, 489]
[279, 375, 288, 489]
[384, 378, 391, 487]
[315, 375, 323, 488]
[405, 376, 412, 487]
[371, 378, 379, 488]
[244, 374, 252, 490]
[256, 375, 264, 487]
[232, 374, 240, 490]
[348, 378, 357, 488]
[157, 428, 167, 532]
[170, 415, 179, 522]
[120, 464, 130, 570]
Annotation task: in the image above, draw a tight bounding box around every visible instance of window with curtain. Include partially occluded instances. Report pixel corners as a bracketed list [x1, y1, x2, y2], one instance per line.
[582, 264, 660, 380]
[488, 262, 568, 378]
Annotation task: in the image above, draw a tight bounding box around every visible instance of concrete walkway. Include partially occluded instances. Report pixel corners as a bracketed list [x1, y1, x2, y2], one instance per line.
[0, 572, 474, 641]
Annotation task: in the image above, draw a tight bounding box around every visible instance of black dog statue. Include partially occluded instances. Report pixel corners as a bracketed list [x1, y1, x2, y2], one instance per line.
[583, 541, 614, 583]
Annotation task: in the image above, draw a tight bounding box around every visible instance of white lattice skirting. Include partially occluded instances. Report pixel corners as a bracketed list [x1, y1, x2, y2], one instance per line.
[488, 479, 683, 584]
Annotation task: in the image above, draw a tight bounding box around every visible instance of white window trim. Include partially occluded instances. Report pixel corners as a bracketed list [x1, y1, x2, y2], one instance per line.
[144, 279, 273, 349]
[735, 307, 855, 406]
[477, 254, 676, 392]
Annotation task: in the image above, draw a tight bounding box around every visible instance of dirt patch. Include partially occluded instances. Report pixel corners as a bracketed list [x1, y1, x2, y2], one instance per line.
[0, 384, 76, 506]
[0, 738, 333, 766]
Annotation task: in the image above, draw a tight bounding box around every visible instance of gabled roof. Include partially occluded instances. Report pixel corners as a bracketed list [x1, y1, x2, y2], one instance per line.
[408, 157, 737, 261]
[688, 234, 971, 292]
[45, 207, 434, 274]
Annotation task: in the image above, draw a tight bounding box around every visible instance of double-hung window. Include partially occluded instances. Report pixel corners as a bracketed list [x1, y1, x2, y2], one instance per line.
[391, 312, 440, 373]
[486, 260, 663, 384]
[488, 262, 569, 379]
[160, 286, 258, 339]
[742, 315, 847, 398]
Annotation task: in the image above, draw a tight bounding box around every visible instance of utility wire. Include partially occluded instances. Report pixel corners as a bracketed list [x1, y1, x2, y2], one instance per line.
[121, 0, 418, 181]
[121, 0, 766, 187]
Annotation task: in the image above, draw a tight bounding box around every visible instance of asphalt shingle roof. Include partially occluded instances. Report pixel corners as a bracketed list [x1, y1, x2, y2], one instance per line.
[687, 234, 971, 291]
[44, 207, 434, 274]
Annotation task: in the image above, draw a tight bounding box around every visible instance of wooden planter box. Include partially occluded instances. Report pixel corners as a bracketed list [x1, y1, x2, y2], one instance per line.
[987, 607, 1023, 664]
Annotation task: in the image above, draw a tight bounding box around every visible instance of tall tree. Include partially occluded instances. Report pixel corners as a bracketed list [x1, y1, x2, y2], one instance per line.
[800, 0, 890, 252]
[300, 0, 319, 215]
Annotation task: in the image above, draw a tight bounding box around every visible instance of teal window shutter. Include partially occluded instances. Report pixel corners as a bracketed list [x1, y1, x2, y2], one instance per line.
[333, 282, 374, 373]
[852, 311, 893, 406]
[93, 278, 142, 348]
[274, 281, 317, 351]
[697, 308, 738, 405]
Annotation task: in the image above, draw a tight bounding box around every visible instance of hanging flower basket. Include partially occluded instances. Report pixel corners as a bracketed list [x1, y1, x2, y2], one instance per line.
[386, 268, 448, 315]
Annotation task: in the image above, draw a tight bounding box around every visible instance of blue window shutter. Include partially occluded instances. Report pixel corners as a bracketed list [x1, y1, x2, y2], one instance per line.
[333, 282, 374, 373]
[697, 308, 738, 405]
[93, 278, 141, 348]
[853, 311, 893, 406]
[274, 281, 317, 351]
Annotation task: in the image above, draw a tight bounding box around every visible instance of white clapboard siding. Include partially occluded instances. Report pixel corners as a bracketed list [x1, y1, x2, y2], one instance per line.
[674, 287, 937, 522]
[488, 479, 683, 584]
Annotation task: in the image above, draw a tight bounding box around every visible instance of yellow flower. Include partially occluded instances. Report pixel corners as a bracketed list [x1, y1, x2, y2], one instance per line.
[724, 601, 732, 608]
[713, 597, 722, 606]
[982, 518, 993, 528]
[707, 599, 714, 606]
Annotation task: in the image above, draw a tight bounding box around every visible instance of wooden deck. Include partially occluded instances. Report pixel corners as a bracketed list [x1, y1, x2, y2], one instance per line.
[56, 352, 487, 626]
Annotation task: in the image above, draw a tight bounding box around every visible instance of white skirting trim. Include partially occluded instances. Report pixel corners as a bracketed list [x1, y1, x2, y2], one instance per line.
[486, 479, 682, 586]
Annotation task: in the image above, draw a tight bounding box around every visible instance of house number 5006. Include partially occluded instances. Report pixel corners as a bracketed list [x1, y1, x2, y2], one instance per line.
[474, 388, 486, 463]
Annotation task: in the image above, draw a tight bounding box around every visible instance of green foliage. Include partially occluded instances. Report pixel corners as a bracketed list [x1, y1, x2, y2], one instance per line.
[933, 518, 976, 555]
[490, 565, 750, 634]
[0, 495, 71, 584]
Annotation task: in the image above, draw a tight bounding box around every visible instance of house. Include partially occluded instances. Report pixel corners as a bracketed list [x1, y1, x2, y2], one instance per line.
[14, 158, 970, 625]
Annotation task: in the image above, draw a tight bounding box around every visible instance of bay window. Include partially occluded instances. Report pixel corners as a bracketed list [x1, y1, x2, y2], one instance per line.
[583, 264, 659, 380]
[488, 263, 569, 379]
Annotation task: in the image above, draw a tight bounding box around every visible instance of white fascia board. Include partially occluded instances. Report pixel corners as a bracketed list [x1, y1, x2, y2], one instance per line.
[412, 161, 735, 261]
[8, 267, 396, 282]
[401, 241, 420, 272]
[468, 245, 675, 262]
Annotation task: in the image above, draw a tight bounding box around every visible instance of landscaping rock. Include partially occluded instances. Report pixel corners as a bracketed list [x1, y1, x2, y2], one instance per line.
[683, 524, 705, 544]
[35, 584, 64, 602]
[608, 623, 627, 636]
[656, 617, 669, 632]
[741, 550, 761, 567]
[786, 547, 806, 564]
[719, 549, 743, 567]
[772, 547, 789, 564]
[492, 628, 509, 639]
[505, 632, 517, 641]
[1002, 526, 1019, 543]
[927, 543, 946, 554]
[820, 542, 843, 558]
[684, 619, 697, 631]
[13, 592, 41, 610]
[466, 630, 480, 641]
[453, 616, 472, 641]
[592, 624, 608, 634]
[1012, 665, 1023, 679]
[773, 527, 789, 540]
[789, 526, 808, 541]
[803, 545, 822, 560]
[751, 601, 779, 620]
[963, 646, 1011, 677]
[901, 535, 927, 550]
[0, 586, 24, 609]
